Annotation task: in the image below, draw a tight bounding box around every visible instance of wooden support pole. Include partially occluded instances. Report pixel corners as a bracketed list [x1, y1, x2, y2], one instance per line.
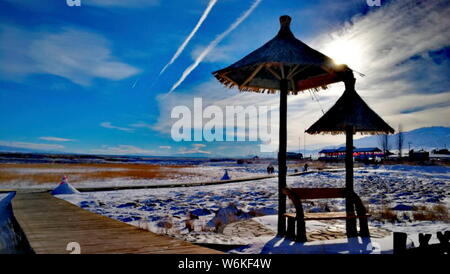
[345, 125, 354, 192]
[345, 125, 358, 237]
[277, 78, 288, 236]
[295, 219, 307, 242]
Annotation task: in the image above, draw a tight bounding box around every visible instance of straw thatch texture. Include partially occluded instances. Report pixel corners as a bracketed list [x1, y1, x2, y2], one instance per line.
[306, 78, 395, 135]
[213, 15, 351, 94]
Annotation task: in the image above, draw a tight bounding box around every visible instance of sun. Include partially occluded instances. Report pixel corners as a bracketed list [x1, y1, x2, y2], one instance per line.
[322, 38, 363, 70]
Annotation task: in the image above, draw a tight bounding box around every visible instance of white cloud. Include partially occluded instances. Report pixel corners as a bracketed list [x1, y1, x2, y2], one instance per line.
[308, 0, 450, 130]
[0, 26, 140, 86]
[190, 44, 236, 63]
[0, 140, 64, 150]
[100, 122, 134, 132]
[154, 79, 280, 133]
[178, 143, 210, 154]
[39, 136, 76, 142]
[312, 0, 450, 76]
[91, 145, 155, 155]
[130, 121, 153, 130]
[193, 143, 206, 148]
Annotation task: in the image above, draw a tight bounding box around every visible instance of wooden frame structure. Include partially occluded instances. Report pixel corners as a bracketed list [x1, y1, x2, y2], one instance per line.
[282, 187, 370, 242]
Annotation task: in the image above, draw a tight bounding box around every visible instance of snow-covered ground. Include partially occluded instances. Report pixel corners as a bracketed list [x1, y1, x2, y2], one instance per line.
[0, 192, 28, 254]
[54, 164, 449, 254]
[232, 215, 448, 254]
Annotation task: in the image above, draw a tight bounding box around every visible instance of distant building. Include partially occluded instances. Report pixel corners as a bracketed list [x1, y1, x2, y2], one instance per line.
[318, 147, 383, 162]
[409, 150, 429, 162]
[286, 152, 303, 160]
[432, 148, 450, 155]
[318, 147, 347, 161]
[236, 155, 261, 164]
[354, 147, 383, 161]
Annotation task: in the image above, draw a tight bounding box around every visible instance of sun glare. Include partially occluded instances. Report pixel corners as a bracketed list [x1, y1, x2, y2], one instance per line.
[323, 39, 363, 70]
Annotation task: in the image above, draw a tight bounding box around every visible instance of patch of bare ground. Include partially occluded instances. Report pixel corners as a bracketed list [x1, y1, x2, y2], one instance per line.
[370, 203, 449, 223]
[412, 204, 449, 222]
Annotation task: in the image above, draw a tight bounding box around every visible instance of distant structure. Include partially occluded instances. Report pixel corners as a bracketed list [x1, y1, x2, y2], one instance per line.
[409, 149, 429, 162]
[51, 175, 80, 195]
[432, 148, 450, 155]
[430, 148, 450, 162]
[318, 147, 383, 162]
[220, 169, 231, 180]
[286, 152, 303, 160]
[236, 155, 262, 164]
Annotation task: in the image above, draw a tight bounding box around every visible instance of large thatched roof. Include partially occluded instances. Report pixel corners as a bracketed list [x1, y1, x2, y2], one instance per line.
[306, 77, 395, 135]
[213, 15, 351, 94]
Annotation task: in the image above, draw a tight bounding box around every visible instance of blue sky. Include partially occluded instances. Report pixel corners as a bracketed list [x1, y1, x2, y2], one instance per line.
[0, 0, 449, 157]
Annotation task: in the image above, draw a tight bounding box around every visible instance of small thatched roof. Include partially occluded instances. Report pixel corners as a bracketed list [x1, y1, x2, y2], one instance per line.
[306, 77, 395, 135]
[213, 15, 351, 94]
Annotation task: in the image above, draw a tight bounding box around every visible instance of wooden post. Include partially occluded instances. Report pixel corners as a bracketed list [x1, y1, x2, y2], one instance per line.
[345, 125, 354, 192]
[345, 125, 358, 237]
[296, 218, 307, 242]
[277, 78, 288, 236]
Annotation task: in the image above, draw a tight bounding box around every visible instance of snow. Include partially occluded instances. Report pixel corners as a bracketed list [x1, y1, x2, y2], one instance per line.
[232, 214, 448, 254]
[0, 192, 19, 254]
[391, 204, 414, 211]
[0, 192, 15, 222]
[54, 164, 449, 254]
[51, 178, 80, 195]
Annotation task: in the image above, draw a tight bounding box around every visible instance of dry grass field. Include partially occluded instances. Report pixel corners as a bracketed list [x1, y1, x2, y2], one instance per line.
[0, 163, 195, 186]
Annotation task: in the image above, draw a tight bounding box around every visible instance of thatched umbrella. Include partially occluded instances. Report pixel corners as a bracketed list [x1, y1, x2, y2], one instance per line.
[213, 15, 351, 236]
[306, 72, 394, 236]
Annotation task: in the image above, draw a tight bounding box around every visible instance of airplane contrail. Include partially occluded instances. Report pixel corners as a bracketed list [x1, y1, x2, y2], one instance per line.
[167, 0, 262, 94]
[131, 78, 138, 89]
[159, 0, 218, 75]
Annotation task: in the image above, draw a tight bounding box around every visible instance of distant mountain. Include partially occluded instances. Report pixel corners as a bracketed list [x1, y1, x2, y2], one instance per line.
[293, 126, 450, 156]
[0, 145, 53, 154]
[351, 126, 450, 150]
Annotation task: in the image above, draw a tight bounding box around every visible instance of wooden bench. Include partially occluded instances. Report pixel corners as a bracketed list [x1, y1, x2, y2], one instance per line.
[282, 187, 370, 242]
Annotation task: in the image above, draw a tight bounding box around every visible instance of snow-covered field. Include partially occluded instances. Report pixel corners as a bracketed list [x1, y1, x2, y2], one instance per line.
[0, 162, 275, 189]
[0, 192, 28, 254]
[56, 164, 450, 254]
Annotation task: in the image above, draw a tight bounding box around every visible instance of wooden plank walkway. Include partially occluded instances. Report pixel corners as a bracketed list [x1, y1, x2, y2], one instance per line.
[12, 192, 222, 254]
[76, 169, 351, 192]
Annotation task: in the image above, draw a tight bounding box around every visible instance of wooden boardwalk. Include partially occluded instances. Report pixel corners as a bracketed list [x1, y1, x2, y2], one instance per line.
[2, 169, 351, 194]
[76, 169, 350, 192]
[12, 192, 222, 254]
